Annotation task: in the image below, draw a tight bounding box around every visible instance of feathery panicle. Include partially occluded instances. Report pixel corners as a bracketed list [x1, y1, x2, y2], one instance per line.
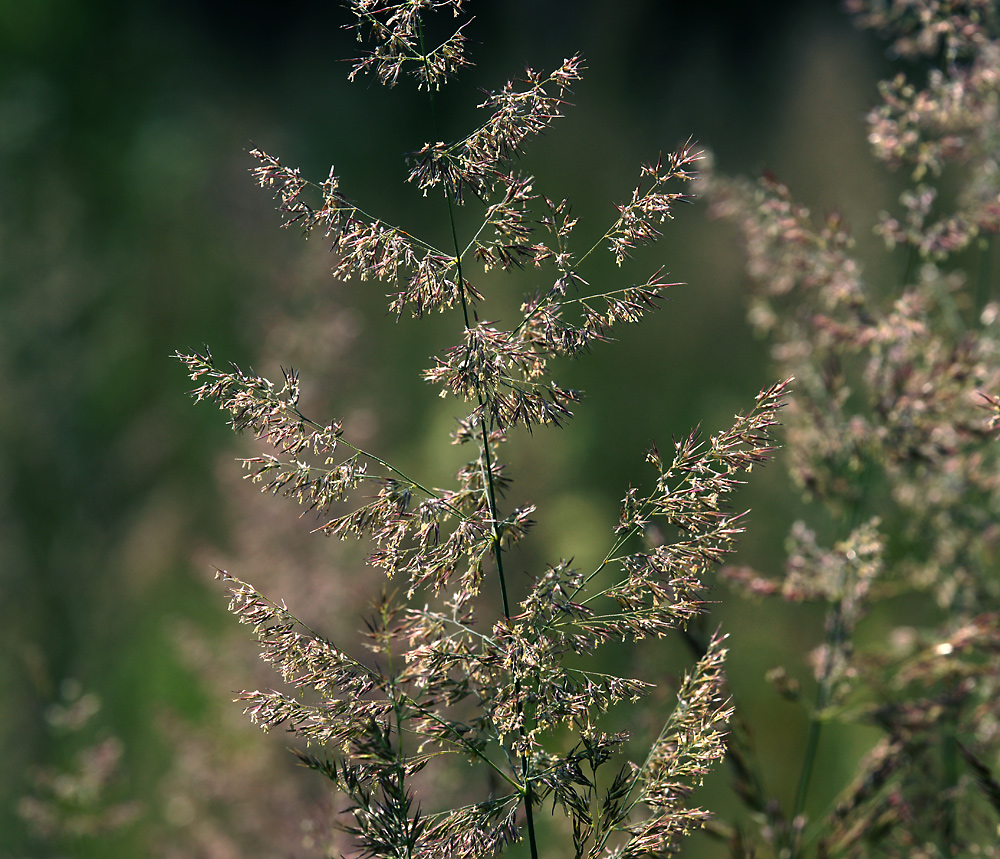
[851, 0, 1000, 257]
[700, 3, 1000, 853]
[343, 0, 472, 90]
[408, 56, 584, 202]
[616, 632, 733, 856]
[250, 149, 472, 318]
[606, 144, 702, 267]
[178, 2, 796, 856]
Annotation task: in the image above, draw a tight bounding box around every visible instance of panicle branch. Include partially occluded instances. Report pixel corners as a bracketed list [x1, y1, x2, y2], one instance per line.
[518, 272, 678, 360]
[176, 348, 403, 514]
[554, 380, 790, 648]
[408, 56, 585, 202]
[250, 149, 473, 318]
[611, 632, 733, 856]
[215, 569, 392, 746]
[605, 144, 702, 267]
[411, 798, 521, 859]
[423, 321, 582, 430]
[343, 0, 472, 90]
[178, 350, 516, 602]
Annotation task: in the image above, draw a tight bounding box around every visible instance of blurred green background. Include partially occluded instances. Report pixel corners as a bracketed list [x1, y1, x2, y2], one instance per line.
[0, 1, 903, 855]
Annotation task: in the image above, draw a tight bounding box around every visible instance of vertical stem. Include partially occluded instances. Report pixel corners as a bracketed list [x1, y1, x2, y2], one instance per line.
[416, 21, 537, 858]
[454, 177, 538, 859]
[522, 762, 540, 859]
[477, 412, 513, 619]
[792, 684, 826, 823]
[790, 578, 848, 858]
[940, 690, 958, 851]
[384, 600, 416, 859]
[976, 235, 995, 315]
[791, 452, 871, 857]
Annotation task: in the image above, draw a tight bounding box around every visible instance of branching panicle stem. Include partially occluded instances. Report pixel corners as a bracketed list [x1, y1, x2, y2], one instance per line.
[418, 17, 535, 857]
[179, 4, 816, 858]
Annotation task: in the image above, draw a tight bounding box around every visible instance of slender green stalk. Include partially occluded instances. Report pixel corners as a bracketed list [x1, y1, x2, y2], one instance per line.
[790, 575, 845, 851]
[940, 689, 958, 852]
[792, 683, 827, 826]
[287, 404, 471, 522]
[417, 21, 537, 857]
[976, 235, 995, 314]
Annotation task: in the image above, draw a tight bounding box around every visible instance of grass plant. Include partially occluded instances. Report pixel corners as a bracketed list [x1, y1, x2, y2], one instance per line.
[174, 2, 1000, 857]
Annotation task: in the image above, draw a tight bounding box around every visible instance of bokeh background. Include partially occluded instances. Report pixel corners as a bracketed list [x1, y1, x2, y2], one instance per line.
[1, 1, 907, 856]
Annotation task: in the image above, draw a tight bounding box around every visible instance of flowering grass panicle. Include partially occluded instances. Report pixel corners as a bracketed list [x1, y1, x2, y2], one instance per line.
[178, 2, 787, 857]
[701, 1, 1000, 855]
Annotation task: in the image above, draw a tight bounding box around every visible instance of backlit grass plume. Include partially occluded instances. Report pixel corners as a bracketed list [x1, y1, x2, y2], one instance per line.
[177, 1, 785, 856]
[701, 1, 1000, 855]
